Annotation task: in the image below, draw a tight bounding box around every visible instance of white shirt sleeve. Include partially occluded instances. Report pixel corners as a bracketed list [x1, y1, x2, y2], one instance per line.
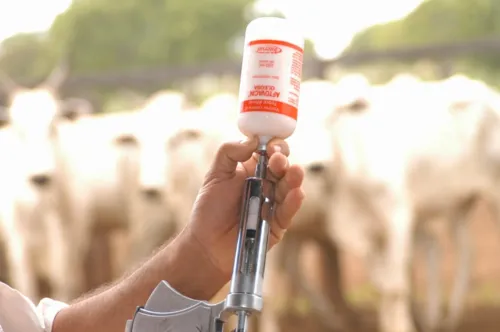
[0, 282, 68, 332]
[36, 297, 69, 332]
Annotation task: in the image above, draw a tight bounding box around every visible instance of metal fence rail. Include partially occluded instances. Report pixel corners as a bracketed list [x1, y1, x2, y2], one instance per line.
[5, 36, 499, 95]
[57, 36, 500, 89]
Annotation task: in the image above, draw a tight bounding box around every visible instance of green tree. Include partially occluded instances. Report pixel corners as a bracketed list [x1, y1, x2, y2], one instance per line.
[0, 33, 58, 83]
[347, 0, 499, 52]
[343, 0, 500, 86]
[49, 0, 250, 74]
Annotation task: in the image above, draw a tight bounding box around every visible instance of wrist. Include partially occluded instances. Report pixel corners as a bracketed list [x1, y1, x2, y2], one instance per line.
[159, 228, 229, 301]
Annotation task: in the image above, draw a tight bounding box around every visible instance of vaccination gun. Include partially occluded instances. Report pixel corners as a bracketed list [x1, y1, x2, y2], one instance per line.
[126, 16, 304, 332]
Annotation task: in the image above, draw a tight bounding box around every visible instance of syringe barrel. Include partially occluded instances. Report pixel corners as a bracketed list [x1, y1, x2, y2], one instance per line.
[225, 174, 275, 313]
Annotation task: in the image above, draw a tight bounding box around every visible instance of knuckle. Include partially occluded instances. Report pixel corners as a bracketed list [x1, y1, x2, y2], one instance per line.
[220, 141, 236, 151]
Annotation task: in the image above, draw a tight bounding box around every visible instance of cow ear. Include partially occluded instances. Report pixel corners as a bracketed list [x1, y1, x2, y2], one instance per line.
[336, 97, 369, 113]
[60, 98, 94, 121]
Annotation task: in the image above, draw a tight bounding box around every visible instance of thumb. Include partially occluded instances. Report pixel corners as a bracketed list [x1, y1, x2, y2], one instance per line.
[211, 136, 259, 175]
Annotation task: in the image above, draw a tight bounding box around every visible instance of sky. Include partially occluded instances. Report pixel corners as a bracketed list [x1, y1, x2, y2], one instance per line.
[253, 0, 425, 59]
[0, 0, 72, 41]
[0, 0, 424, 59]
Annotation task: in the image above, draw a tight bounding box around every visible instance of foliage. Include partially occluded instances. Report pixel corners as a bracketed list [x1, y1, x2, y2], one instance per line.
[0, 0, 251, 81]
[348, 0, 500, 52]
[344, 0, 500, 87]
[0, 33, 59, 83]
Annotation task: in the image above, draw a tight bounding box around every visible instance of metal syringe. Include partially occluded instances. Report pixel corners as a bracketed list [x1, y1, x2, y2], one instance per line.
[215, 142, 275, 332]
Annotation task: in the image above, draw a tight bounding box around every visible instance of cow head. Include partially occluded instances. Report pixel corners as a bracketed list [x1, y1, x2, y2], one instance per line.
[0, 61, 93, 189]
[112, 91, 189, 201]
[113, 106, 215, 206]
[335, 97, 370, 114]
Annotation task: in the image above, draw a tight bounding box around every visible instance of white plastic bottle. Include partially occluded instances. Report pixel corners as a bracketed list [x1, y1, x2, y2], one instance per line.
[237, 17, 305, 145]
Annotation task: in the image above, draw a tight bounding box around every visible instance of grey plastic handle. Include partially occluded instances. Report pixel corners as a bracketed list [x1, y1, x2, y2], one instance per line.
[126, 280, 225, 332]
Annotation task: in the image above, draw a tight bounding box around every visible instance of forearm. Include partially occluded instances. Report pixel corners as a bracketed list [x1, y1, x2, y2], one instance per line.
[52, 230, 229, 332]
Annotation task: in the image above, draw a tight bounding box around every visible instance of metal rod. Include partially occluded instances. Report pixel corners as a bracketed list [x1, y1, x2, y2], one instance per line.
[254, 144, 268, 179]
[236, 311, 248, 332]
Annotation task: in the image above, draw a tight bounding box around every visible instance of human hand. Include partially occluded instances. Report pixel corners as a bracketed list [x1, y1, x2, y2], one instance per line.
[185, 136, 305, 280]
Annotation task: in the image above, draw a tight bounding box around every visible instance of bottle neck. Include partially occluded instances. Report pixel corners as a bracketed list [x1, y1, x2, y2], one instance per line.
[258, 135, 272, 147]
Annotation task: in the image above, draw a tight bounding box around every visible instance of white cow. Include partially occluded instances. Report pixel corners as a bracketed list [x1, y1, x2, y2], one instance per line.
[199, 92, 239, 123]
[323, 76, 500, 332]
[53, 110, 145, 288]
[257, 78, 364, 332]
[297, 75, 370, 123]
[107, 91, 189, 269]
[258, 118, 349, 332]
[110, 91, 231, 272]
[198, 92, 246, 144]
[257, 74, 499, 332]
[375, 74, 494, 331]
[344, 75, 475, 331]
[0, 64, 93, 303]
[408, 75, 500, 331]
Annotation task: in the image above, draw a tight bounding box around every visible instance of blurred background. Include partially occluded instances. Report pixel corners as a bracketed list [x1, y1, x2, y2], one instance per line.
[1, 0, 500, 331]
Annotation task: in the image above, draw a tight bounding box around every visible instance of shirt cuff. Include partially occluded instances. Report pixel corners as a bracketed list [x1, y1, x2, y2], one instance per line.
[36, 298, 69, 332]
[0, 282, 45, 332]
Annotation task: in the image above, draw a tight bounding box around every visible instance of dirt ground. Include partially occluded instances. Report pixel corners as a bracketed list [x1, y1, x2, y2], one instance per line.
[275, 200, 500, 332]
[279, 306, 500, 332]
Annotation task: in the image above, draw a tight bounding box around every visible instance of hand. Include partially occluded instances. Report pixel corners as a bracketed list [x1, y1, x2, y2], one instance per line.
[184, 136, 305, 280]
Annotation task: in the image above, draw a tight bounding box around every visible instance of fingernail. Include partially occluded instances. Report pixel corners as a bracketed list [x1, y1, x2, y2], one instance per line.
[273, 142, 287, 153]
[298, 188, 306, 200]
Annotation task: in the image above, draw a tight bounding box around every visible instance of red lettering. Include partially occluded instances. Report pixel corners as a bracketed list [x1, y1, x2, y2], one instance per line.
[290, 77, 300, 92]
[256, 46, 282, 54]
[253, 85, 276, 91]
[248, 90, 281, 98]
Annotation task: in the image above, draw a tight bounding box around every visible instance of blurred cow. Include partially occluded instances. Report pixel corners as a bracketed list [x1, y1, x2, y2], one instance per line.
[53, 110, 142, 291]
[110, 91, 230, 272]
[255, 74, 500, 332]
[256, 78, 367, 332]
[0, 63, 93, 302]
[322, 75, 500, 332]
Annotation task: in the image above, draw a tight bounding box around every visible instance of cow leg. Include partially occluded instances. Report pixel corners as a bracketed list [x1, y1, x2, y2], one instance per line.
[442, 215, 472, 331]
[6, 233, 37, 301]
[69, 204, 93, 298]
[256, 244, 286, 332]
[45, 208, 75, 302]
[288, 234, 356, 332]
[3, 205, 38, 302]
[316, 236, 360, 331]
[415, 226, 442, 332]
[378, 204, 416, 332]
[127, 201, 177, 269]
[86, 229, 114, 290]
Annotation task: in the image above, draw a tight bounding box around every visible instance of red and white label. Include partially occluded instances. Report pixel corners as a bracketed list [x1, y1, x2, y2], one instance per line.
[239, 39, 304, 120]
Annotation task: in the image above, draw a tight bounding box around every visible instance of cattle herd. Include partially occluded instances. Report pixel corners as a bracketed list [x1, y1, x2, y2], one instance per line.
[0, 65, 499, 332]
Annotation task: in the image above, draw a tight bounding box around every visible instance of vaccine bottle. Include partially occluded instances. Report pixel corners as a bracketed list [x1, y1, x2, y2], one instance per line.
[237, 17, 305, 145]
